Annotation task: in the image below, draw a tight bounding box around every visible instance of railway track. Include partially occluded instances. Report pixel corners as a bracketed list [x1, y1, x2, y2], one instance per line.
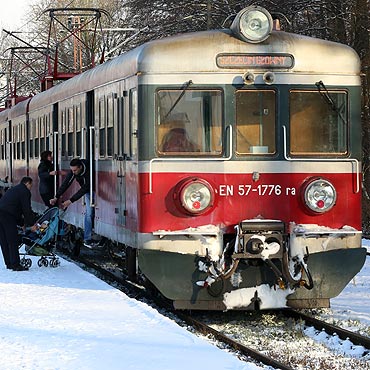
[282, 309, 370, 349]
[57, 245, 370, 370]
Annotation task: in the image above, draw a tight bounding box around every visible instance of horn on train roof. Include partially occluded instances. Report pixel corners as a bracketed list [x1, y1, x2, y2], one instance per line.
[230, 6, 273, 44]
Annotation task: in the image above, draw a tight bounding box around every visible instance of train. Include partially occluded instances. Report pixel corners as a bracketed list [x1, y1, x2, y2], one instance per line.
[0, 6, 366, 310]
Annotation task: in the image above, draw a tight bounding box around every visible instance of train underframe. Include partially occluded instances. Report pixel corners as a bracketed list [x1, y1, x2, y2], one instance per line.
[137, 220, 366, 310]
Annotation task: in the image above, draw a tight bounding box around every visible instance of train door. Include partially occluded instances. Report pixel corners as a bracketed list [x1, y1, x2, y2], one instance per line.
[94, 86, 121, 240]
[125, 80, 138, 233]
[114, 84, 127, 230]
[86, 90, 96, 215]
[52, 103, 59, 196]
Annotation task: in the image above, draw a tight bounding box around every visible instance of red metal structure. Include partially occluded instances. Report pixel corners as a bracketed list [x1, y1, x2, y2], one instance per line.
[1, 8, 109, 107]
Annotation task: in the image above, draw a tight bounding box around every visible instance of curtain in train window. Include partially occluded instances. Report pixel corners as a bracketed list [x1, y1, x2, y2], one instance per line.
[236, 90, 276, 155]
[156, 89, 222, 155]
[290, 90, 348, 155]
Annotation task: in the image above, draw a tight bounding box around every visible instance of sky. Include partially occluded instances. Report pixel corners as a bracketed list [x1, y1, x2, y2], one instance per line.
[0, 0, 35, 31]
[0, 242, 368, 369]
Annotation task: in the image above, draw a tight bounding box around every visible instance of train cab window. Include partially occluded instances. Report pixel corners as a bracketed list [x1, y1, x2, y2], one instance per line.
[289, 90, 348, 155]
[236, 90, 276, 155]
[156, 89, 222, 155]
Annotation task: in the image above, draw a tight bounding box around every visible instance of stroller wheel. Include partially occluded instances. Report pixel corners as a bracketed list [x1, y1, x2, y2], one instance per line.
[20, 257, 27, 268]
[38, 257, 49, 267]
[25, 258, 32, 268]
[50, 258, 60, 268]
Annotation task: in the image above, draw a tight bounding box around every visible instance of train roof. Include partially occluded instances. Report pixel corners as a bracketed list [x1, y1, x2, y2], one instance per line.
[0, 108, 9, 124]
[8, 98, 31, 119]
[28, 28, 360, 111]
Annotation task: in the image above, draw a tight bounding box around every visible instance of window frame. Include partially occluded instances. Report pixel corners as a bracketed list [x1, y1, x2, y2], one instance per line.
[155, 87, 224, 157]
[289, 88, 349, 157]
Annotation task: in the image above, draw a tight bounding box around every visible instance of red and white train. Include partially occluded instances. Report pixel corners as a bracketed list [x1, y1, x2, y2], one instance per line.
[0, 6, 366, 310]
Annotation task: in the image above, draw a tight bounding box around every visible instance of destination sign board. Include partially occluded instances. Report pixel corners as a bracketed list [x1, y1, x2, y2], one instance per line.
[216, 53, 294, 69]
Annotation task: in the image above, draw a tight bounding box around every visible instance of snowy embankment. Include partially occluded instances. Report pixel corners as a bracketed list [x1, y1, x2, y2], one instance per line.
[0, 256, 261, 370]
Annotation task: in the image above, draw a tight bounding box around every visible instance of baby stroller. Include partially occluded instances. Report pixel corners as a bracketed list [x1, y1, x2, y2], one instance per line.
[19, 207, 64, 268]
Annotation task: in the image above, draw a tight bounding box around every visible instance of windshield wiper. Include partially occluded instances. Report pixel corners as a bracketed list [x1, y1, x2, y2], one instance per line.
[163, 80, 193, 121]
[315, 80, 347, 125]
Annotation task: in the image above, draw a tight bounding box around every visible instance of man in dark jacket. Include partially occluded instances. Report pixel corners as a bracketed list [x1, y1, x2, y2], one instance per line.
[0, 177, 37, 271]
[50, 158, 95, 248]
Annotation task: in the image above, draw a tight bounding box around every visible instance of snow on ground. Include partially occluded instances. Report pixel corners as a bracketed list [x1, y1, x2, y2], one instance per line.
[330, 240, 370, 326]
[0, 254, 261, 370]
[0, 241, 369, 370]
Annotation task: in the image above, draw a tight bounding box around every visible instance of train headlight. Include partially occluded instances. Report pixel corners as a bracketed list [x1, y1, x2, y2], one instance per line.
[303, 179, 337, 213]
[230, 6, 273, 43]
[178, 178, 213, 215]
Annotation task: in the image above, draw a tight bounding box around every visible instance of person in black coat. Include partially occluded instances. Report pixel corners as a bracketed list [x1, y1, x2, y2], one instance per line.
[0, 177, 37, 271]
[50, 158, 96, 248]
[38, 151, 58, 207]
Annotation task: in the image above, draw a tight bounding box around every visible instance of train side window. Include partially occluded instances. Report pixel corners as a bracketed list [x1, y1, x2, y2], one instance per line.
[117, 96, 125, 157]
[40, 116, 45, 153]
[12, 126, 15, 160]
[29, 118, 34, 158]
[13, 126, 19, 160]
[236, 90, 276, 155]
[0, 130, 4, 160]
[76, 104, 81, 157]
[68, 107, 74, 156]
[61, 109, 67, 156]
[99, 98, 106, 157]
[289, 90, 348, 155]
[129, 88, 138, 159]
[34, 118, 40, 158]
[45, 114, 50, 150]
[21, 122, 25, 160]
[156, 89, 223, 156]
[107, 95, 114, 157]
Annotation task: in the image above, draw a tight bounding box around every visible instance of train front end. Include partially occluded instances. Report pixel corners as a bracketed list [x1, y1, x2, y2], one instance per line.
[136, 6, 366, 310]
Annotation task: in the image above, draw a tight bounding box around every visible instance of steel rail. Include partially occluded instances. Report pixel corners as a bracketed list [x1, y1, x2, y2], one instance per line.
[283, 309, 370, 349]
